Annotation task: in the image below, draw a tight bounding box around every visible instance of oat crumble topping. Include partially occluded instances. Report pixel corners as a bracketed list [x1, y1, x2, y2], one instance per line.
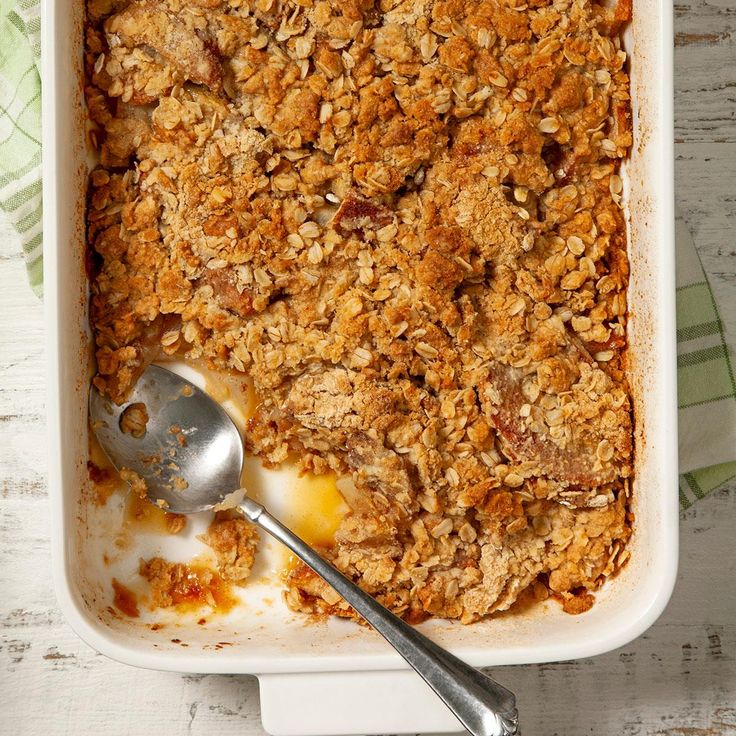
[86, 0, 633, 622]
[199, 513, 260, 583]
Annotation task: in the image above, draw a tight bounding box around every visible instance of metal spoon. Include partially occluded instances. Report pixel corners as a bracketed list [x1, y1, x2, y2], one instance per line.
[90, 364, 519, 736]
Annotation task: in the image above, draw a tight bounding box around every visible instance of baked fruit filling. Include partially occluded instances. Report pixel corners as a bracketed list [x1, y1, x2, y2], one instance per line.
[86, 0, 634, 622]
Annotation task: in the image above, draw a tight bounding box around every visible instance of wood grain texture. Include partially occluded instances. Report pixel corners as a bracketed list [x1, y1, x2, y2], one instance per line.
[1, 1, 735, 731]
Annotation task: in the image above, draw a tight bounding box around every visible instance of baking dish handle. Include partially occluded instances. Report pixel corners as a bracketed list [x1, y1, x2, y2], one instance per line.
[258, 669, 470, 736]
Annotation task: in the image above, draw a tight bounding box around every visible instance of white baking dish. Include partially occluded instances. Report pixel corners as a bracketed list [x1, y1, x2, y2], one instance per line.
[42, 0, 678, 732]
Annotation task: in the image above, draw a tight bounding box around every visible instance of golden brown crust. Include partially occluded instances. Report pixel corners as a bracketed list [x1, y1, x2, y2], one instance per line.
[87, 0, 633, 623]
[199, 514, 259, 583]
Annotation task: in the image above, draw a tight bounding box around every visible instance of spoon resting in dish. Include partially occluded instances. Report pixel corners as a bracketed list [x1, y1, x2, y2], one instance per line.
[90, 364, 519, 736]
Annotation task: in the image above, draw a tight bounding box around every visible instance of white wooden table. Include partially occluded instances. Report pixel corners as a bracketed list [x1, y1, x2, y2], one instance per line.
[1, 2, 735, 731]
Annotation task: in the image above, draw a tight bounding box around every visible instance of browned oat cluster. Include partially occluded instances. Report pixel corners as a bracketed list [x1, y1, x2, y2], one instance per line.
[199, 514, 260, 583]
[86, 0, 634, 622]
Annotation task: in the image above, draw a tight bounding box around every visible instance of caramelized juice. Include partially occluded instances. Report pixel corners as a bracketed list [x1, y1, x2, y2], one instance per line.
[271, 470, 350, 573]
[112, 579, 140, 617]
[87, 432, 121, 505]
[166, 562, 238, 614]
[124, 492, 184, 534]
[285, 471, 348, 547]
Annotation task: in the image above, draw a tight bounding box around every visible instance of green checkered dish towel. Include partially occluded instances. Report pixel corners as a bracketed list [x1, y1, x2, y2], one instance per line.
[1, 2, 734, 507]
[675, 216, 736, 507]
[0, 0, 41, 296]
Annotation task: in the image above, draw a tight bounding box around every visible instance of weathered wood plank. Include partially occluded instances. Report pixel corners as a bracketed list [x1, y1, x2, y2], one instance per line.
[673, 0, 736, 144]
[675, 45, 736, 144]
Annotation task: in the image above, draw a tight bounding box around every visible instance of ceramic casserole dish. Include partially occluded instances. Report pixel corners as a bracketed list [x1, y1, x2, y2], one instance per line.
[43, 0, 678, 732]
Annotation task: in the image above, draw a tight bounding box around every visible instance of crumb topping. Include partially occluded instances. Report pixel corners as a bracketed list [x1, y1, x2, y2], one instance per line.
[199, 514, 260, 583]
[87, 0, 633, 622]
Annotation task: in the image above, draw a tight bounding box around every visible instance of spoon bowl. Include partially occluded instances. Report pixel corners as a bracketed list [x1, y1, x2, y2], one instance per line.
[89, 364, 243, 513]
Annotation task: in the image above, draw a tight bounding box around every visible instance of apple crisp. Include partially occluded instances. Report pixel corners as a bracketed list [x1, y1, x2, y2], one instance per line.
[86, 0, 633, 622]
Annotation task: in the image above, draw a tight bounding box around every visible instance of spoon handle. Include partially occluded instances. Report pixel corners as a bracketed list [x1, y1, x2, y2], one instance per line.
[239, 495, 518, 736]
